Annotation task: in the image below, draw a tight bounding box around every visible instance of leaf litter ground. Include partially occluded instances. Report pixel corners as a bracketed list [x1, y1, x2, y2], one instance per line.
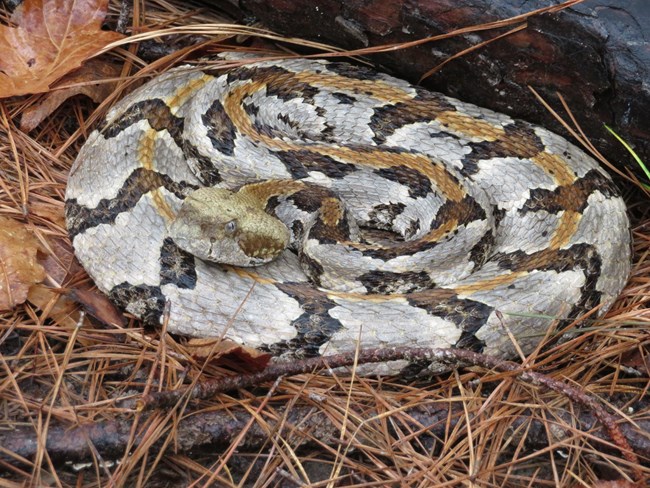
[0, 0, 648, 486]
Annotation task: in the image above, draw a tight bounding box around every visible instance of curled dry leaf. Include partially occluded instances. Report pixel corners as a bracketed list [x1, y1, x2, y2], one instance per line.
[27, 284, 80, 328]
[38, 236, 80, 286]
[27, 201, 67, 229]
[0, 216, 46, 310]
[20, 59, 122, 131]
[27, 236, 115, 328]
[185, 337, 271, 372]
[68, 288, 126, 326]
[621, 348, 649, 376]
[0, 0, 124, 98]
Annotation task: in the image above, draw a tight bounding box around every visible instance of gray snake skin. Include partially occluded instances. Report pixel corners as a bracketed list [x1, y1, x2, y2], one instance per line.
[65, 57, 631, 374]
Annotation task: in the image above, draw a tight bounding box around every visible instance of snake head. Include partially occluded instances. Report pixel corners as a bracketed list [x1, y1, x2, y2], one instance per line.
[168, 187, 290, 266]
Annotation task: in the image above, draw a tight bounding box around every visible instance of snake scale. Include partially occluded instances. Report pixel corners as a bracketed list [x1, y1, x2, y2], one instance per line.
[65, 56, 631, 374]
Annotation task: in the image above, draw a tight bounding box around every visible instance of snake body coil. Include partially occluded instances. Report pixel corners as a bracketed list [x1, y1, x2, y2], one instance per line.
[65, 57, 630, 374]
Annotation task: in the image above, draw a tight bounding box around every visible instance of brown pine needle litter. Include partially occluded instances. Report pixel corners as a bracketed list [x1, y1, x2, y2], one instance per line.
[0, 0, 649, 486]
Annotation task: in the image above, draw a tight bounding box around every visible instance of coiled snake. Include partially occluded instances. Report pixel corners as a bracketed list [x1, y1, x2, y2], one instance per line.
[65, 56, 630, 374]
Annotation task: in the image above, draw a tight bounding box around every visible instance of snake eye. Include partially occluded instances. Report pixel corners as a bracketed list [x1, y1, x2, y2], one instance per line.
[224, 219, 237, 235]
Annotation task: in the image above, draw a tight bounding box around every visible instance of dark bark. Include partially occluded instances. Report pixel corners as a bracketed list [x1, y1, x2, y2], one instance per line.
[224, 0, 650, 177]
[1, 347, 648, 479]
[2, 402, 648, 471]
[135, 346, 641, 473]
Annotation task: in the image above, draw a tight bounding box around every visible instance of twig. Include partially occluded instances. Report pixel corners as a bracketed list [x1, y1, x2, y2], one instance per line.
[115, 1, 131, 35]
[137, 346, 641, 478]
[2, 400, 648, 472]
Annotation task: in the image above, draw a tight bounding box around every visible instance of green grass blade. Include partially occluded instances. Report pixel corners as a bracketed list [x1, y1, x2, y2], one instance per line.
[604, 124, 650, 189]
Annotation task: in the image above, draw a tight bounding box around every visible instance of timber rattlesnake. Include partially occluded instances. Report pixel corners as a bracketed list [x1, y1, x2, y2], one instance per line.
[65, 56, 630, 374]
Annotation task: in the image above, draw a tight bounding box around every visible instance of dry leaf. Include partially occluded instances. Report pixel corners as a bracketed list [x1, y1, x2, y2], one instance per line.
[20, 59, 122, 131]
[621, 348, 649, 375]
[27, 284, 80, 328]
[0, 0, 124, 98]
[186, 337, 271, 372]
[68, 288, 126, 326]
[39, 236, 80, 286]
[27, 201, 66, 228]
[0, 217, 46, 310]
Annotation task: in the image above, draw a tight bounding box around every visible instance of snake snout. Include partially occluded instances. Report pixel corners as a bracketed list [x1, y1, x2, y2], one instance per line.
[168, 186, 291, 266]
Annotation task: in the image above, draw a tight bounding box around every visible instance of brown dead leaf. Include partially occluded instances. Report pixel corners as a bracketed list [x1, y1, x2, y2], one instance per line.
[0, 0, 124, 98]
[0, 217, 46, 310]
[621, 347, 649, 376]
[185, 337, 271, 372]
[68, 288, 125, 326]
[27, 284, 80, 328]
[39, 236, 80, 286]
[20, 58, 122, 131]
[28, 201, 66, 228]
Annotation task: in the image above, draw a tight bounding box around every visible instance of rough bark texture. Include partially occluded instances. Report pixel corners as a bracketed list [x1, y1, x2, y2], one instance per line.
[2, 402, 649, 470]
[222, 0, 649, 176]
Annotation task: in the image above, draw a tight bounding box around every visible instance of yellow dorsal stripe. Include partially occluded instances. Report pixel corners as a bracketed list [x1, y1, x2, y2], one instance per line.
[532, 152, 577, 186]
[164, 74, 214, 114]
[549, 210, 581, 250]
[137, 128, 175, 222]
[223, 80, 466, 202]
